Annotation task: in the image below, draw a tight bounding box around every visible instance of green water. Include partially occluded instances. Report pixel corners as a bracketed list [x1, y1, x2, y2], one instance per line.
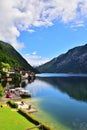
[25, 98, 70, 130]
[25, 74, 87, 130]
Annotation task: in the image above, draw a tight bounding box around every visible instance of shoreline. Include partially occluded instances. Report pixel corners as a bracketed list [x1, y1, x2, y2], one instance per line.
[24, 98, 70, 130]
[0, 96, 52, 130]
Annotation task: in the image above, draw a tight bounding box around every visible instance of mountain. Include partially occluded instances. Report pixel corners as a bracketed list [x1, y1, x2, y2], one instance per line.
[0, 41, 37, 72]
[37, 44, 87, 73]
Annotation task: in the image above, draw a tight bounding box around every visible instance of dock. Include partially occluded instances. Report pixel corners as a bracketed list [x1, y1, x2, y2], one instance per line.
[15, 101, 37, 113]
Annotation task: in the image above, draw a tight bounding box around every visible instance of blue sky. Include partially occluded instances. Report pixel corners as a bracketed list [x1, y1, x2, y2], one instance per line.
[19, 22, 87, 66]
[0, 0, 87, 66]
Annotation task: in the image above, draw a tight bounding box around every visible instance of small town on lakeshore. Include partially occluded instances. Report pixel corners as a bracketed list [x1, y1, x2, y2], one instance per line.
[0, 62, 52, 130]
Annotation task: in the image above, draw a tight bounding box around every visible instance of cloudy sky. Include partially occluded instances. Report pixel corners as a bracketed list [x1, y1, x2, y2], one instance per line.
[0, 0, 87, 66]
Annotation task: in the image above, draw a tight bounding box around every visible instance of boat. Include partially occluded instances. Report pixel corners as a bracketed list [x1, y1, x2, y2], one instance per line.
[9, 87, 31, 98]
[19, 89, 31, 98]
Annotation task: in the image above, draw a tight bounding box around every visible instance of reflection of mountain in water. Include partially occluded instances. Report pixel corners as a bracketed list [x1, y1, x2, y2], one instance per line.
[37, 76, 87, 102]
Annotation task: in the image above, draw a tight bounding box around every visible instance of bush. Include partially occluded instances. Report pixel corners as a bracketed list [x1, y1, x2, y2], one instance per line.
[7, 100, 18, 108]
[18, 108, 52, 130]
[0, 83, 4, 97]
[18, 108, 39, 125]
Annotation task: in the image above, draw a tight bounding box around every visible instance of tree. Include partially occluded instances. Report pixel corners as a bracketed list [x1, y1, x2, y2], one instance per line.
[0, 62, 10, 72]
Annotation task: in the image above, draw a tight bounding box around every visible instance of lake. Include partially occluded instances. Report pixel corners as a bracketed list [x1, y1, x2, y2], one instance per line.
[24, 74, 87, 130]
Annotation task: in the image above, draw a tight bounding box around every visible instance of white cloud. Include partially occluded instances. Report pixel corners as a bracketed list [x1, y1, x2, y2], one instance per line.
[24, 52, 50, 67]
[27, 29, 35, 33]
[70, 20, 84, 28]
[0, 0, 87, 48]
[32, 51, 37, 55]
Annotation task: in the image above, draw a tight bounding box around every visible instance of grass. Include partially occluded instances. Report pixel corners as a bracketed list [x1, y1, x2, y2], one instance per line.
[0, 105, 39, 130]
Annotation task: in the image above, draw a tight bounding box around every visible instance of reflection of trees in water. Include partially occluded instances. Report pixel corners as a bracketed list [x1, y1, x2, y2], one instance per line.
[3, 78, 35, 89]
[20, 79, 29, 87]
[37, 76, 87, 102]
[20, 79, 35, 88]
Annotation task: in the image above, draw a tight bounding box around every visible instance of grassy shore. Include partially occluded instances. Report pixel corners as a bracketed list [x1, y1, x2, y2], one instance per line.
[0, 104, 39, 130]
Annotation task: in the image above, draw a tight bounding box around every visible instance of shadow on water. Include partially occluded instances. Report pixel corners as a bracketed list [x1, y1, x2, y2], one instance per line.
[37, 76, 87, 102]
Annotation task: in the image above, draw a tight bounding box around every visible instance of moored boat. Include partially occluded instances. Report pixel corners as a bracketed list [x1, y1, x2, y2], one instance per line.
[9, 87, 31, 98]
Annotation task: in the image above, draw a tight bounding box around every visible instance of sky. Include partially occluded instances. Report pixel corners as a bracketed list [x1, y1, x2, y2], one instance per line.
[0, 0, 87, 66]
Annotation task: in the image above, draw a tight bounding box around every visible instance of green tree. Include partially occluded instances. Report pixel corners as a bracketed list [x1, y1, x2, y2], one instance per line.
[1, 62, 10, 72]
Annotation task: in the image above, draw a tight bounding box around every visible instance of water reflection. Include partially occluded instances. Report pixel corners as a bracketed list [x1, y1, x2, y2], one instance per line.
[25, 75, 87, 130]
[25, 79, 50, 97]
[37, 76, 87, 102]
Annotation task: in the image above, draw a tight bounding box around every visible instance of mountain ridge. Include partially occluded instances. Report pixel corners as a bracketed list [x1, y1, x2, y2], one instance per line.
[37, 44, 87, 73]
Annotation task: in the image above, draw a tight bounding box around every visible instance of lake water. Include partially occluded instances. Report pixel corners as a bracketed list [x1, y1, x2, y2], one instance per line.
[24, 74, 87, 130]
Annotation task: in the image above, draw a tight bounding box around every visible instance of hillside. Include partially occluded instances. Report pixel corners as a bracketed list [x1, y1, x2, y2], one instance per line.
[37, 44, 87, 73]
[0, 41, 37, 72]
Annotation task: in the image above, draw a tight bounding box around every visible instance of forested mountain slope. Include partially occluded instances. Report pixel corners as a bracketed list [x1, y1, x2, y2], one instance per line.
[0, 41, 37, 72]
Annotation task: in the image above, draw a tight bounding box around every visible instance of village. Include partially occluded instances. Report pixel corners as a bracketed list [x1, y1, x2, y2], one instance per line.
[0, 66, 51, 130]
[0, 66, 39, 127]
[0, 65, 36, 98]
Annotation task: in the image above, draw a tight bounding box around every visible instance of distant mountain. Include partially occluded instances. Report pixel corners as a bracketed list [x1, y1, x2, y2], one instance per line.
[37, 44, 87, 73]
[0, 41, 37, 72]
